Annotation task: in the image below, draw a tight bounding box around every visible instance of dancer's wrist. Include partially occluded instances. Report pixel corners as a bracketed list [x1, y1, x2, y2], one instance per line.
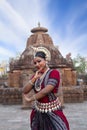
[31, 77, 37, 83]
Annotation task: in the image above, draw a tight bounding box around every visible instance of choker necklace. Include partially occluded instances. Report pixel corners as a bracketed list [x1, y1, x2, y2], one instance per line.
[35, 68, 50, 91]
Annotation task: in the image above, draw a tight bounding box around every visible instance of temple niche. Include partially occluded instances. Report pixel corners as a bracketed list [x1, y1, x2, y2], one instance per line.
[7, 24, 84, 107]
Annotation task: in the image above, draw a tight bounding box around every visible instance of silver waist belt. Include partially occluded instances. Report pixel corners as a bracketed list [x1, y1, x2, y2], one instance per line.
[35, 97, 61, 113]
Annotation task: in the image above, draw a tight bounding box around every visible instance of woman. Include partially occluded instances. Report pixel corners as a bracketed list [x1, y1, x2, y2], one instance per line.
[23, 50, 70, 130]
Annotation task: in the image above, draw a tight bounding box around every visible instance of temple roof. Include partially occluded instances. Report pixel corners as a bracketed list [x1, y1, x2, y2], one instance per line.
[31, 23, 48, 33]
[9, 24, 74, 70]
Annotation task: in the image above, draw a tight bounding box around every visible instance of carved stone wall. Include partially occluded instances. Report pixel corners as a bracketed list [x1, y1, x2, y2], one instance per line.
[0, 88, 22, 105]
[63, 86, 84, 103]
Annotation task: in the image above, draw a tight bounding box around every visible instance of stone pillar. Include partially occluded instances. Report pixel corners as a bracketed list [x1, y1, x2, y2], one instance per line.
[8, 70, 21, 88]
[72, 70, 77, 86]
[57, 69, 64, 107]
[63, 68, 72, 86]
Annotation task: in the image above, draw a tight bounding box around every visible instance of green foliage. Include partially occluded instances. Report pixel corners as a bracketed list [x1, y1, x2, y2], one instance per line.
[73, 54, 87, 74]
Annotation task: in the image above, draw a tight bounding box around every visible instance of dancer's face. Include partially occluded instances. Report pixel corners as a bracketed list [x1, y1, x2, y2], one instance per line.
[33, 57, 46, 72]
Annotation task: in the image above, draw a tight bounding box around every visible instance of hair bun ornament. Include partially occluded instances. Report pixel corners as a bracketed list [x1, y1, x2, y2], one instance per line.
[30, 46, 51, 61]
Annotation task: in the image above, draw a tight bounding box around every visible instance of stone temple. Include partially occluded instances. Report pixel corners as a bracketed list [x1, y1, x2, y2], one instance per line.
[8, 24, 76, 88]
[1, 24, 86, 106]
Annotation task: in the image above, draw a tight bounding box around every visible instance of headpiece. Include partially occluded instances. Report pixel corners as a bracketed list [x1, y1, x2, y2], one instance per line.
[35, 51, 46, 59]
[30, 46, 51, 61]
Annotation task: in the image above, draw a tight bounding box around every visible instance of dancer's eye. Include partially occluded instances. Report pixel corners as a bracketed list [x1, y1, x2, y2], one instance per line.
[34, 60, 41, 64]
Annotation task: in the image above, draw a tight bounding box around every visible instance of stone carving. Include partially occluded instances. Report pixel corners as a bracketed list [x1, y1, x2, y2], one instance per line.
[66, 53, 72, 62]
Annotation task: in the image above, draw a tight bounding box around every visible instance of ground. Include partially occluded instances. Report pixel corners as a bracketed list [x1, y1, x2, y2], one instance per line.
[0, 101, 87, 130]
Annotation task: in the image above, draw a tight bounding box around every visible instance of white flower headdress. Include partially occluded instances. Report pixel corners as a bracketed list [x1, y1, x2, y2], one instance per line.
[30, 46, 51, 61]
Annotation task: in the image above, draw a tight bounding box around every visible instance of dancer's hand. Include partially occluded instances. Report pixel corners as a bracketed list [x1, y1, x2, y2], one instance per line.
[23, 94, 31, 102]
[34, 67, 43, 79]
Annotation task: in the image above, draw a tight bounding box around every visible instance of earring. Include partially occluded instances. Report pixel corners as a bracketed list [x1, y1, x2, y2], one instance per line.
[46, 61, 49, 67]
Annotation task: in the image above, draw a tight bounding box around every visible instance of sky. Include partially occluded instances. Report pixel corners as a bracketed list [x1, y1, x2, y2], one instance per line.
[0, 0, 87, 64]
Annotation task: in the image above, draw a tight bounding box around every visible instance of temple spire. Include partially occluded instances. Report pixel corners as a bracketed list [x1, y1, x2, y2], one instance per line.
[31, 23, 48, 33]
[38, 22, 40, 27]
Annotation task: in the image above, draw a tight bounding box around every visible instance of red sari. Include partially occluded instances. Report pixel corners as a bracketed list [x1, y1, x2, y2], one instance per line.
[30, 69, 70, 130]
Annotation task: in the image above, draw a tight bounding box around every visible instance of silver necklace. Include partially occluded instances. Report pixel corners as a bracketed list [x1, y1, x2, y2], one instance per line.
[35, 68, 50, 91]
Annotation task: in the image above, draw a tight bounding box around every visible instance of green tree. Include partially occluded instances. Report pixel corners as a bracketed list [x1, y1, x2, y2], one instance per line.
[73, 54, 87, 74]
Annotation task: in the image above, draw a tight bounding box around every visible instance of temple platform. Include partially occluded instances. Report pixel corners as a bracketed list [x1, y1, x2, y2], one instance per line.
[0, 101, 87, 130]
